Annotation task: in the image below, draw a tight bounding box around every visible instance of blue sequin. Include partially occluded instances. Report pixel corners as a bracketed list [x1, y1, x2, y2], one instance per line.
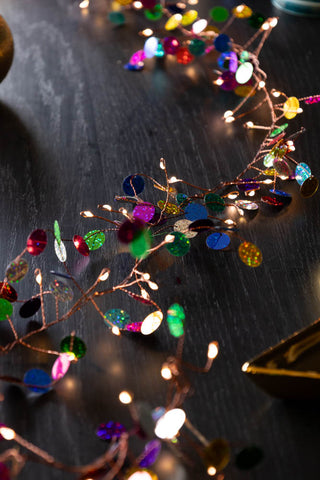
[295, 163, 311, 186]
[214, 34, 231, 52]
[23, 368, 51, 393]
[206, 232, 230, 250]
[184, 203, 208, 221]
[122, 175, 145, 196]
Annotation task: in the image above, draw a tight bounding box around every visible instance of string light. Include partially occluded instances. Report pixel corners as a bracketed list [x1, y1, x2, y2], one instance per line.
[119, 391, 133, 404]
[154, 408, 186, 439]
[79, 0, 89, 8]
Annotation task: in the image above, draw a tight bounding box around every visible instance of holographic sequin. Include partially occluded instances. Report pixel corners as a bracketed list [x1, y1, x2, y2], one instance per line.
[84, 230, 105, 251]
[54, 239, 67, 262]
[104, 308, 131, 329]
[166, 232, 190, 257]
[96, 421, 127, 441]
[157, 200, 180, 215]
[238, 242, 262, 267]
[6, 258, 29, 283]
[49, 279, 73, 302]
[23, 368, 51, 393]
[60, 335, 86, 359]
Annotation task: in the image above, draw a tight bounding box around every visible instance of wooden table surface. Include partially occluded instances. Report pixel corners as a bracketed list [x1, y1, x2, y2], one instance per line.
[1, 0, 320, 478]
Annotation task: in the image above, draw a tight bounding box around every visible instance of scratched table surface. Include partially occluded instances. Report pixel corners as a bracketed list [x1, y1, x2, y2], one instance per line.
[0, 0, 320, 479]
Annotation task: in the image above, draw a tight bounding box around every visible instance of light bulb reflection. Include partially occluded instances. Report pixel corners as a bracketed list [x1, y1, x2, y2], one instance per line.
[154, 408, 186, 439]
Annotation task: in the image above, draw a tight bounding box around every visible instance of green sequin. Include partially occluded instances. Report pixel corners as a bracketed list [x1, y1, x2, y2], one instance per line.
[210, 6, 229, 22]
[109, 11, 125, 25]
[84, 230, 105, 251]
[240, 50, 250, 62]
[104, 308, 131, 328]
[270, 123, 288, 138]
[129, 229, 152, 259]
[0, 298, 13, 321]
[176, 193, 188, 205]
[60, 335, 86, 359]
[188, 38, 205, 56]
[144, 4, 163, 21]
[166, 231, 190, 257]
[155, 42, 165, 57]
[205, 193, 225, 212]
[54, 220, 61, 246]
[167, 303, 185, 337]
[248, 13, 265, 29]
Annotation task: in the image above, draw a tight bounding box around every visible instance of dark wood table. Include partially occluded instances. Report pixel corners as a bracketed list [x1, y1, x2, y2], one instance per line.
[1, 0, 320, 478]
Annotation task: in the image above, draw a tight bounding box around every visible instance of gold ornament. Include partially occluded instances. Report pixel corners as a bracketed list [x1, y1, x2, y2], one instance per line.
[0, 16, 14, 82]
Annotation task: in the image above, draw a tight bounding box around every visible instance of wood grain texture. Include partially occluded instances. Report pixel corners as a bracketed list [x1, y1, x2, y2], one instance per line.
[1, 0, 320, 478]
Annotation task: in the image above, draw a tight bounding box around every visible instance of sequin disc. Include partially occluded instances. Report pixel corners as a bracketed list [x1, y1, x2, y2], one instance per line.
[118, 219, 146, 244]
[49, 279, 73, 302]
[157, 200, 180, 215]
[174, 219, 197, 238]
[206, 232, 230, 250]
[295, 162, 311, 186]
[60, 335, 86, 359]
[23, 368, 51, 393]
[6, 258, 29, 283]
[19, 298, 41, 318]
[0, 462, 10, 480]
[129, 230, 152, 259]
[185, 203, 208, 221]
[84, 230, 105, 251]
[235, 445, 264, 470]
[181, 9, 198, 26]
[122, 175, 145, 196]
[96, 421, 127, 441]
[273, 158, 290, 178]
[300, 175, 319, 198]
[217, 51, 238, 72]
[133, 203, 155, 222]
[104, 308, 131, 329]
[188, 219, 214, 232]
[238, 242, 262, 267]
[203, 438, 230, 471]
[26, 229, 47, 256]
[214, 34, 230, 52]
[283, 96, 300, 120]
[167, 303, 185, 337]
[51, 353, 73, 381]
[234, 200, 259, 211]
[205, 193, 225, 212]
[0, 298, 13, 320]
[237, 179, 259, 192]
[0, 282, 17, 302]
[220, 71, 237, 91]
[166, 232, 190, 257]
[54, 239, 67, 262]
[139, 440, 162, 468]
[73, 235, 90, 256]
[54, 220, 61, 245]
[210, 6, 229, 22]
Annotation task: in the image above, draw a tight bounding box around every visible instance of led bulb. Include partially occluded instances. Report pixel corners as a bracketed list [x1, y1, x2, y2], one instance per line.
[214, 78, 224, 86]
[119, 390, 133, 404]
[207, 466, 217, 476]
[258, 81, 265, 88]
[141, 311, 163, 335]
[225, 116, 235, 123]
[148, 281, 158, 291]
[269, 17, 278, 28]
[160, 159, 166, 170]
[141, 29, 153, 37]
[165, 234, 175, 243]
[154, 408, 186, 439]
[161, 364, 173, 380]
[35, 272, 42, 285]
[101, 204, 112, 211]
[207, 342, 219, 359]
[112, 326, 121, 336]
[224, 110, 233, 118]
[133, 1, 143, 8]
[80, 211, 94, 218]
[0, 427, 15, 440]
[192, 19, 208, 34]
[242, 362, 249, 372]
[79, 0, 89, 7]
[246, 121, 254, 128]
[99, 268, 110, 282]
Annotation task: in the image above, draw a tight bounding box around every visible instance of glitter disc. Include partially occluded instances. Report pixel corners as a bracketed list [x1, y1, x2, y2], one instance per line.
[49, 279, 73, 302]
[0, 298, 13, 320]
[96, 421, 127, 441]
[295, 162, 311, 186]
[84, 230, 105, 251]
[203, 438, 230, 471]
[283, 96, 300, 120]
[220, 71, 237, 91]
[54, 220, 61, 245]
[188, 219, 214, 232]
[300, 175, 319, 198]
[157, 200, 180, 215]
[73, 235, 90, 256]
[139, 440, 162, 467]
[210, 6, 229, 22]
[217, 51, 238, 72]
[232, 5, 252, 18]
[234, 200, 259, 211]
[235, 445, 264, 470]
[24, 368, 51, 393]
[174, 219, 197, 238]
[129, 229, 152, 259]
[26, 229, 47, 256]
[166, 232, 191, 257]
[263, 153, 274, 168]
[118, 219, 145, 244]
[261, 196, 283, 207]
[184, 203, 208, 221]
[269, 189, 292, 204]
[6, 258, 29, 283]
[54, 238, 67, 262]
[19, 298, 41, 318]
[214, 34, 230, 52]
[238, 242, 262, 267]
[237, 179, 259, 192]
[60, 335, 86, 358]
[0, 282, 17, 302]
[206, 232, 230, 250]
[181, 9, 198, 26]
[205, 193, 225, 212]
[104, 308, 131, 329]
[122, 175, 145, 196]
[273, 158, 290, 178]
[51, 353, 73, 381]
[167, 303, 185, 337]
[133, 203, 155, 222]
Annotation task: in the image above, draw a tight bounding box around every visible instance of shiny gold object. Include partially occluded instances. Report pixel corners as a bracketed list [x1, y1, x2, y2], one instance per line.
[300, 175, 319, 198]
[243, 317, 320, 398]
[202, 438, 230, 471]
[0, 16, 14, 82]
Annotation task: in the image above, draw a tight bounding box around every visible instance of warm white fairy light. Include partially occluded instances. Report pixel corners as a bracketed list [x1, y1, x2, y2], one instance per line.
[112, 326, 121, 336]
[35, 272, 42, 285]
[225, 116, 235, 123]
[168, 176, 180, 183]
[80, 211, 94, 218]
[272, 90, 281, 98]
[224, 110, 233, 119]
[245, 121, 254, 128]
[119, 390, 133, 404]
[0, 427, 16, 441]
[161, 364, 173, 380]
[207, 342, 219, 360]
[227, 192, 239, 200]
[207, 466, 217, 476]
[160, 158, 166, 170]
[141, 311, 163, 335]
[258, 81, 265, 88]
[297, 107, 303, 113]
[141, 28, 153, 37]
[98, 268, 110, 282]
[148, 281, 159, 291]
[101, 204, 112, 211]
[242, 362, 249, 372]
[154, 408, 186, 439]
[269, 17, 278, 28]
[247, 190, 256, 197]
[165, 234, 175, 243]
[263, 179, 273, 184]
[142, 273, 150, 281]
[79, 0, 89, 8]
[261, 22, 270, 31]
[133, 1, 143, 8]
[225, 219, 235, 225]
[140, 288, 150, 299]
[214, 78, 224, 86]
